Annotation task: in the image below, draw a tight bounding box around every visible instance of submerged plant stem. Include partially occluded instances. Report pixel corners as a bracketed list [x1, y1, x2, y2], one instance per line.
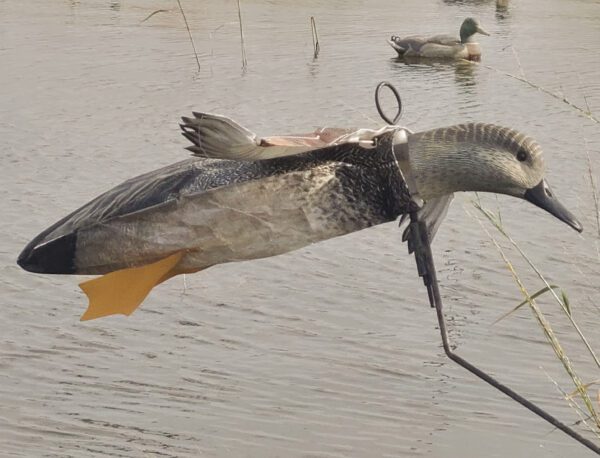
[311, 16, 320, 59]
[176, 0, 201, 72]
[237, 0, 248, 69]
[141, 9, 170, 23]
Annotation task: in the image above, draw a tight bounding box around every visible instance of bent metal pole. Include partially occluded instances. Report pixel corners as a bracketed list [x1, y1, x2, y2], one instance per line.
[407, 211, 600, 455]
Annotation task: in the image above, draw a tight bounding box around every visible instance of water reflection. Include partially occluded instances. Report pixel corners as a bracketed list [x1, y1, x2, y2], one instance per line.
[441, 0, 511, 23]
[495, 0, 511, 21]
[307, 59, 320, 79]
[441, 0, 494, 5]
[387, 57, 477, 91]
[453, 60, 477, 88]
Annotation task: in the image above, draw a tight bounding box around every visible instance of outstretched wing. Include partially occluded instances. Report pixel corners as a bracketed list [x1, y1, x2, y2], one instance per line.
[180, 112, 356, 160]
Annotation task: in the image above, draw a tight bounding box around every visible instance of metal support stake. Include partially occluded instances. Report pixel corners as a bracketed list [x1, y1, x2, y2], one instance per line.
[408, 211, 600, 455]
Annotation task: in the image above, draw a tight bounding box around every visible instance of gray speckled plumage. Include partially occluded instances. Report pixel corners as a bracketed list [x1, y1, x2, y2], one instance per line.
[20, 130, 411, 275]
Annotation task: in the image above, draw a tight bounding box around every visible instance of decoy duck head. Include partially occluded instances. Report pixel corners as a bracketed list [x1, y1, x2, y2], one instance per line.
[460, 17, 490, 43]
[405, 123, 582, 232]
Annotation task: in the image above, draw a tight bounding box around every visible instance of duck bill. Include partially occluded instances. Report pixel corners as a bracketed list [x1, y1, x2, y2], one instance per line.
[524, 179, 582, 232]
[476, 26, 490, 36]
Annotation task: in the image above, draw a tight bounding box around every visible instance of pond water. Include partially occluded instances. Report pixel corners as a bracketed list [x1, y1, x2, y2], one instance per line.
[1, 0, 600, 456]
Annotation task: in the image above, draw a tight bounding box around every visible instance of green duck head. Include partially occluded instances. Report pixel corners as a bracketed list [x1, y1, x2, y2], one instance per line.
[460, 17, 490, 43]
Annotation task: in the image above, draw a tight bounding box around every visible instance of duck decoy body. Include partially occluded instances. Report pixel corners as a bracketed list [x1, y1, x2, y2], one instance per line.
[388, 17, 489, 60]
[17, 113, 581, 320]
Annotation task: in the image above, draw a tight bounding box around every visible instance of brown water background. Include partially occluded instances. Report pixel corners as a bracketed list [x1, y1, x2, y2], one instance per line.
[1, 0, 600, 456]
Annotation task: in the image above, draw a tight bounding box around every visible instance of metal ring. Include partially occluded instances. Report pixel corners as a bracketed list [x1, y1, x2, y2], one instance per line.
[375, 81, 403, 125]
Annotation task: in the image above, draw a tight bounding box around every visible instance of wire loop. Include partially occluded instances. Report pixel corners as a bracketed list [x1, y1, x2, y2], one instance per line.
[375, 81, 403, 125]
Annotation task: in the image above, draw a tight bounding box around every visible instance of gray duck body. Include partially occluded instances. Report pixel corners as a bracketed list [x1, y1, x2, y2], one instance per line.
[18, 131, 411, 275]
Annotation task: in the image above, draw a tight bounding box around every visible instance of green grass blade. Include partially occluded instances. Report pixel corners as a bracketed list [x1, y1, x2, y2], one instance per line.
[492, 285, 561, 325]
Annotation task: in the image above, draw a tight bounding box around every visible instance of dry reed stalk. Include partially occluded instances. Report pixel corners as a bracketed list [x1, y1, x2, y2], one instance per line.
[176, 0, 201, 72]
[464, 59, 599, 124]
[487, 65, 598, 123]
[545, 370, 600, 437]
[468, 203, 600, 433]
[491, 284, 561, 325]
[506, 45, 525, 78]
[585, 142, 600, 238]
[473, 201, 600, 369]
[311, 16, 320, 58]
[568, 379, 600, 400]
[237, 0, 247, 69]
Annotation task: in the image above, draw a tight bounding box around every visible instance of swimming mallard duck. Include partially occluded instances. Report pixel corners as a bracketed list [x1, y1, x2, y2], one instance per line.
[388, 17, 489, 60]
[17, 113, 581, 320]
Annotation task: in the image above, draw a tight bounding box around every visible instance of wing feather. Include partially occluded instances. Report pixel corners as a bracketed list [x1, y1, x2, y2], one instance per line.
[181, 112, 356, 160]
[401, 195, 454, 253]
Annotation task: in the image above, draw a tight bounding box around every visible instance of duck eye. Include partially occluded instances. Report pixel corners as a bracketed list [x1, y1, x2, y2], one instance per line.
[517, 149, 528, 162]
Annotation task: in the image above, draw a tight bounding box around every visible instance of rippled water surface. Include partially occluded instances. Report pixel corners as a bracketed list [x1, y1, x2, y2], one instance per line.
[2, 0, 600, 456]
